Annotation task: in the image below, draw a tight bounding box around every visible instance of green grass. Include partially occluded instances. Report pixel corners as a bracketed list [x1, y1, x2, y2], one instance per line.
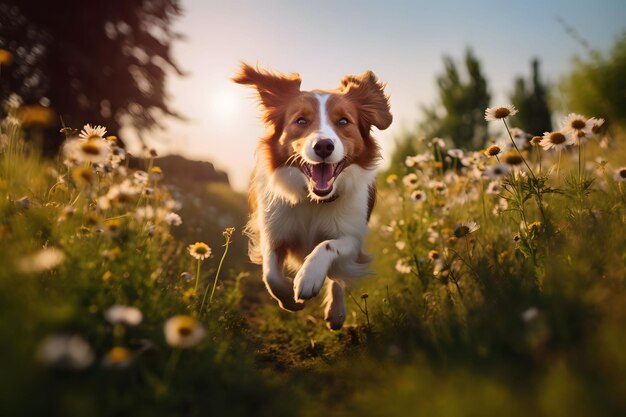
[1, 108, 626, 417]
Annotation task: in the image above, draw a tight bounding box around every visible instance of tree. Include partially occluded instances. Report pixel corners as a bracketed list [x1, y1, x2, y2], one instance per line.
[0, 0, 184, 153]
[510, 59, 552, 135]
[561, 31, 626, 130]
[418, 49, 490, 149]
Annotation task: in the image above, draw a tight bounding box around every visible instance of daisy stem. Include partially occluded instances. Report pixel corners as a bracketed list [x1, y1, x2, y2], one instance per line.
[194, 259, 201, 293]
[503, 120, 536, 180]
[162, 347, 182, 390]
[200, 232, 232, 315]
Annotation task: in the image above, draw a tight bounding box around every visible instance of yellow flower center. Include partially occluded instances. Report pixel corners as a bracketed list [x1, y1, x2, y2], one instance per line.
[620, 169, 626, 179]
[571, 119, 586, 130]
[494, 107, 511, 118]
[485, 145, 501, 156]
[549, 132, 566, 145]
[178, 325, 193, 337]
[454, 226, 470, 238]
[81, 141, 102, 155]
[530, 136, 542, 145]
[194, 245, 208, 255]
[504, 153, 523, 165]
[107, 347, 131, 363]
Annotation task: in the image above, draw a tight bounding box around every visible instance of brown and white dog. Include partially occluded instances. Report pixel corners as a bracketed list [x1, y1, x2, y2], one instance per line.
[233, 64, 392, 329]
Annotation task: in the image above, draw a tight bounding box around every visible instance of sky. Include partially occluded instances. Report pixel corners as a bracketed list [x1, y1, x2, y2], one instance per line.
[142, 0, 626, 191]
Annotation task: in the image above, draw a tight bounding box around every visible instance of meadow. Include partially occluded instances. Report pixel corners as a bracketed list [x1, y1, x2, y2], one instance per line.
[1, 96, 625, 417]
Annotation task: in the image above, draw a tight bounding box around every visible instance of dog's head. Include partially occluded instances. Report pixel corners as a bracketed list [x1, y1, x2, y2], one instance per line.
[234, 63, 392, 202]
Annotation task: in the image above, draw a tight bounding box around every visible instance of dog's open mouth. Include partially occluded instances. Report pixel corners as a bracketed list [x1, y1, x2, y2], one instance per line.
[302, 160, 347, 197]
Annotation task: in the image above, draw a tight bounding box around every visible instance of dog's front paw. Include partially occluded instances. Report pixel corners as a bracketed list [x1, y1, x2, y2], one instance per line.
[278, 298, 305, 312]
[293, 263, 327, 302]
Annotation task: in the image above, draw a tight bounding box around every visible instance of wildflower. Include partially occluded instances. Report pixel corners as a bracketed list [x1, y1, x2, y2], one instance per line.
[360, 293, 369, 300]
[509, 128, 530, 150]
[17, 247, 65, 273]
[79, 124, 107, 140]
[104, 305, 142, 326]
[395, 241, 406, 250]
[486, 181, 501, 195]
[182, 288, 197, 301]
[133, 170, 149, 186]
[223, 227, 236, 238]
[107, 180, 141, 204]
[502, 152, 524, 166]
[188, 242, 211, 260]
[36, 334, 94, 370]
[103, 219, 122, 237]
[527, 221, 542, 233]
[530, 136, 543, 146]
[386, 174, 398, 184]
[430, 137, 446, 148]
[428, 180, 447, 194]
[150, 166, 163, 180]
[394, 258, 412, 274]
[484, 145, 502, 158]
[522, 307, 540, 323]
[483, 164, 509, 179]
[402, 173, 419, 188]
[613, 167, 626, 182]
[135, 206, 155, 221]
[163, 212, 182, 226]
[447, 148, 464, 159]
[180, 272, 194, 281]
[410, 189, 427, 203]
[428, 250, 440, 260]
[540, 131, 569, 152]
[103, 346, 134, 368]
[454, 220, 479, 238]
[71, 166, 95, 187]
[164, 315, 206, 348]
[97, 196, 111, 211]
[433, 258, 446, 276]
[588, 117, 605, 135]
[561, 113, 591, 145]
[484, 104, 518, 121]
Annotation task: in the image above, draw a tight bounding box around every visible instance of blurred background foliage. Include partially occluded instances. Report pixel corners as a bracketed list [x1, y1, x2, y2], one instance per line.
[0, 0, 183, 154]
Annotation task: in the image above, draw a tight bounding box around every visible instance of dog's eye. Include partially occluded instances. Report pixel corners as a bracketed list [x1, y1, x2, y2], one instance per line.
[296, 117, 308, 125]
[337, 117, 349, 126]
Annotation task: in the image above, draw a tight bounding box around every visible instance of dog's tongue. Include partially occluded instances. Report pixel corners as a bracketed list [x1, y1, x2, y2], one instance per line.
[311, 163, 333, 191]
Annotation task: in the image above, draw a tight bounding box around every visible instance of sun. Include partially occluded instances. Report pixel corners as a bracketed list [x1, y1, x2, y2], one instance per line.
[209, 88, 238, 119]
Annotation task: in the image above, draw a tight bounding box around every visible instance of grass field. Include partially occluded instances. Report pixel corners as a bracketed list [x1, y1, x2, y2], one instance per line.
[1, 102, 625, 416]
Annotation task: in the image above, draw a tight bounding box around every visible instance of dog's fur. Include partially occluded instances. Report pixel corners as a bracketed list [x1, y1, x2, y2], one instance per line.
[233, 63, 391, 329]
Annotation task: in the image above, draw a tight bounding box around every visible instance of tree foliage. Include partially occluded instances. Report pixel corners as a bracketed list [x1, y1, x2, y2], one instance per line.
[0, 0, 184, 152]
[418, 49, 490, 149]
[510, 59, 552, 135]
[561, 31, 626, 130]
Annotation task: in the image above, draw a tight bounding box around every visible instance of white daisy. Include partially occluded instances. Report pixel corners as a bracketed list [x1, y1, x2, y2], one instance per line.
[402, 173, 419, 188]
[485, 105, 518, 122]
[483, 164, 509, 180]
[447, 148, 464, 159]
[410, 189, 427, 203]
[454, 220, 480, 238]
[540, 131, 569, 152]
[561, 113, 591, 145]
[36, 334, 94, 370]
[486, 181, 502, 195]
[105, 305, 143, 326]
[164, 315, 206, 348]
[17, 247, 65, 273]
[79, 124, 107, 140]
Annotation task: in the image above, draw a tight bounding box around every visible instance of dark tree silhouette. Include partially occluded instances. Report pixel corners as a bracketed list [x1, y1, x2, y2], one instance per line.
[0, 0, 184, 153]
[419, 49, 490, 149]
[510, 59, 552, 136]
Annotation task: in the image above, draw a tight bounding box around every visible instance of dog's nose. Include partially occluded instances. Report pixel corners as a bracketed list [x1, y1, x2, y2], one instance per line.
[313, 139, 334, 159]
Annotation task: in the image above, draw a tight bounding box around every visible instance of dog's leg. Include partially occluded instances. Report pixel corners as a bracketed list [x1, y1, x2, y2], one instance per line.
[294, 236, 359, 301]
[263, 250, 305, 311]
[323, 280, 346, 330]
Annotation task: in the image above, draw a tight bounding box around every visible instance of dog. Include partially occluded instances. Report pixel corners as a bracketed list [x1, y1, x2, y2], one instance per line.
[233, 63, 392, 329]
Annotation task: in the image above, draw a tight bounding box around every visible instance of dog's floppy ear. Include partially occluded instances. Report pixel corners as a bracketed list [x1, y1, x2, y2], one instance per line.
[233, 63, 301, 125]
[341, 71, 392, 131]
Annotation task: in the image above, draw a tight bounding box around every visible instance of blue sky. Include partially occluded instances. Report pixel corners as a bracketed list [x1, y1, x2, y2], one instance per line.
[143, 0, 626, 190]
